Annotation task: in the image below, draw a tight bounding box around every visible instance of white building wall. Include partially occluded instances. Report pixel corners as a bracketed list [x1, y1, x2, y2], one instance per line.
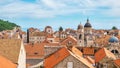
[17, 41, 26, 68]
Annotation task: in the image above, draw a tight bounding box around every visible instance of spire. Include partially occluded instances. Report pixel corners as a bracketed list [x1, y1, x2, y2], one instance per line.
[87, 18, 89, 23]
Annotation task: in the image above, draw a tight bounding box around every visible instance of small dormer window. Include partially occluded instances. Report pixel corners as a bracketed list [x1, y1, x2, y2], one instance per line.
[34, 52, 38, 55]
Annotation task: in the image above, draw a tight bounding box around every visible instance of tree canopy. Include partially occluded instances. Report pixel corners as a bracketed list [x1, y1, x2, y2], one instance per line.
[0, 19, 20, 31]
[59, 26, 63, 32]
[112, 26, 118, 30]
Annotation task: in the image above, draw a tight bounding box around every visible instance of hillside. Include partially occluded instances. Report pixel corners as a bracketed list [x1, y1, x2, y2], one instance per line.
[0, 19, 20, 31]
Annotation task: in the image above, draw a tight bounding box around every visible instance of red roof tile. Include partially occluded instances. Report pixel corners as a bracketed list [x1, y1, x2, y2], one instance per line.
[44, 47, 70, 68]
[61, 36, 77, 45]
[25, 43, 45, 59]
[95, 48, 116, 63]
[114, 59, 120, 67]
[47, 34, 54, 38]
[25, 43, 60, 59]
[83, 47, 94, 55]
[0, 55, 17, 68]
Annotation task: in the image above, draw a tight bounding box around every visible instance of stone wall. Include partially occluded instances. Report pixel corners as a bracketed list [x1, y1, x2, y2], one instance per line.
[44, 46, 63, 57]
[54, 55, 89, 68]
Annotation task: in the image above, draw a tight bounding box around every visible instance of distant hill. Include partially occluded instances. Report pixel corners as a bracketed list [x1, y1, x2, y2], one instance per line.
[0, 19, 20, 31]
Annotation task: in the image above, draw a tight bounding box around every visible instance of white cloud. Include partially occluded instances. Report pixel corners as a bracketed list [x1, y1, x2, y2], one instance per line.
[0, 0, 120, 19]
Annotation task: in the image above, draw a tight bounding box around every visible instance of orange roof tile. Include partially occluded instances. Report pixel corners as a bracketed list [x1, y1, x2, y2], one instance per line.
[54, 37, 60, 42]
[114, 59, 120, 67]
[44, 48, 70, 68]
[69, 51, 94, 68]
[0, 55, 17, 68]
[43, 40, 50, 43]
[47, 34, 54, 38]
[61, 36, 77, 45]
[31, 32, 46, 36]
[83, 47, 94, 55]
[25, 43, 60, 59]
[25, 43, 45, 59]
[95, 48, 116, 63]
[95, 35, 110, 46]
[95, 48, 106, 63]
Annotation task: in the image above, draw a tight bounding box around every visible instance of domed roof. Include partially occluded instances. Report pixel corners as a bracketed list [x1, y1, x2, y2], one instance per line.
[84, 19, 92, 27]
[109, 36, 119, 43]
[45, 26, 52, 28]
[77, 23, 83, 29]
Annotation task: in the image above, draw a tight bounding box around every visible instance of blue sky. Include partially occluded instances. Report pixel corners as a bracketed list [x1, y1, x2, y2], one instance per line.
[0, 0, 120, 31]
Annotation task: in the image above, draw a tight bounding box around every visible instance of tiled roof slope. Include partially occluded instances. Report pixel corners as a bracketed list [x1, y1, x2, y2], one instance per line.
[72, 46, 83, 56]
[44, 48, 70, 68]
[25, 43, 44, 59]
[45, 47, 94, 68]
[61, 36, 77, 45]
[0, 55, 17, 68]
[69, 49, 94, 68]
[95, 48, 116, 63]
[25, 43, 60, 59]
[114, 59, 120, 67]
[0, 39, 21, 63]
[83, 47, 94, 55]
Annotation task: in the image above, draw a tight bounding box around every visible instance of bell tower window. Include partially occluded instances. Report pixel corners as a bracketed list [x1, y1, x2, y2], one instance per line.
[79, 34, 82, 39]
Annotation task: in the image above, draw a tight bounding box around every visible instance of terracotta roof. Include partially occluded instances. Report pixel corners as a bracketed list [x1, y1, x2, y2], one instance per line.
[69, 51, 94, 68]
[83, 47, 94, 55]
[95, 35, 110, 46]
[42, 40, 50, 43]
[71, 47, 94, 68]
[31, 32, 46, 36]
[21, 31, 26, 35]
[44, 47, 94, 68]
[47, 34, 54, 38]
[95, 48, 116, 63]
[61, 36, 77, 45]
[25, 43, 60, 59]
[0, 39, 21, 63]
[28, 27, 35, 32]
[25, 43, 45, 59]
[114, 59, 120, 67]
[44, 48, 70, 68]
[72, 46, 83, 56]
[45, 43, 60, 46]
[54, 37, 60, 42]
[0, 55, 17, 68]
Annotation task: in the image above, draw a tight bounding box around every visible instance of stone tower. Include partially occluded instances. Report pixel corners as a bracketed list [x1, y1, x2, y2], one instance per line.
[84, 19, 94, 46]
[77, 23, 84, 46]
[84, 18, 92, 34]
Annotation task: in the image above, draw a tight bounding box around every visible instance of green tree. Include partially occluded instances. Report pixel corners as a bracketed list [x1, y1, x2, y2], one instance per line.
[0, 19, 20, 31]
[112, 26, 118, 30]
[59, 26, 63, 32]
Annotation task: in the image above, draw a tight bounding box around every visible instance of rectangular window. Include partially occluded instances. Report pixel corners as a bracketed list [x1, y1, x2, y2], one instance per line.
[67, 62, 73, 68]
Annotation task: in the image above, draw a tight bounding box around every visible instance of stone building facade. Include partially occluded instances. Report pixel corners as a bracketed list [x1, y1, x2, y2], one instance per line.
[54, 55, 93, 68]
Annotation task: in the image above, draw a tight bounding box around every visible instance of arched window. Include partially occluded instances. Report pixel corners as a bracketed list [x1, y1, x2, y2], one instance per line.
[111, 50, 119, 54]
[79, 34, 82, 39]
